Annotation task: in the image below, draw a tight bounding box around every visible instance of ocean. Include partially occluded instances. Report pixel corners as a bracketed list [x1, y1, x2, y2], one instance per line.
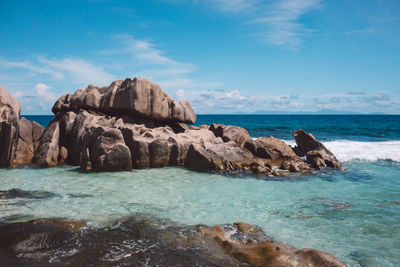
[1, 115, 399, 266]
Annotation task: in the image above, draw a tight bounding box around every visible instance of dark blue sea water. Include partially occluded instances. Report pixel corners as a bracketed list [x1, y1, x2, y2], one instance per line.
[6, 114, 399, 266]
[25, 114, 400, 141]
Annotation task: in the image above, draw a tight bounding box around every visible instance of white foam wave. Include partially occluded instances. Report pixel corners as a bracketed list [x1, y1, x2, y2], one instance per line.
[282, 140, 400, 162]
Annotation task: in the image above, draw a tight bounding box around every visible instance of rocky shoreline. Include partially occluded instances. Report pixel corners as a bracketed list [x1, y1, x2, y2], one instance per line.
[0, 213, 345, 266]
[1, 78, 342, 175]
[0, 78, 347, 265]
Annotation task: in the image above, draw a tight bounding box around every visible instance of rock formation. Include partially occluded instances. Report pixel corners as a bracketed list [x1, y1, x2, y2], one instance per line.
[0, 86, 44, 167]
[1, 79, 343, 176]
[51, 77, 196, 124]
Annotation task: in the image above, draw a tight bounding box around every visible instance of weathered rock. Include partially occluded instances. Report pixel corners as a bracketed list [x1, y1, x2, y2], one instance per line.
[0, 121, 18, 167]
[11, 138, 33, 166]
[306, 150, 343, 169]
[58, 146, 68, 164]
[0, 86, 21, 167]
[0, 86, 21, 126]
[281, 159, 311, 173]
[32, 120, 60, 167]
[210, 124, 251, 147]
[52, 78, 197, 124]
[244, 136, 312, 173]
[18, 117, 33, 152]
[185, 141, 260, 173]
[32, 121, 44, 151]
[64, 110, 112, 165]
[198, 223, 346, 267]
[293, 129, 342, 170]
[81, 126, 132, 171]
[149, 139, 170, 168]
[245, 136, 296, 160]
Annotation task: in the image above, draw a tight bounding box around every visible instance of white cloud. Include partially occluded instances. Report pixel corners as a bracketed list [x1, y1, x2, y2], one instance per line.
[190, 88, 255, 111]
[35, 83, 56, 101]
[175, 89, 185, 100]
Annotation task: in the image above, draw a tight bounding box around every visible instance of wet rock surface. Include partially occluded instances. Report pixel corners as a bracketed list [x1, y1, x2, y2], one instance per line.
[0, 215, 345, 266]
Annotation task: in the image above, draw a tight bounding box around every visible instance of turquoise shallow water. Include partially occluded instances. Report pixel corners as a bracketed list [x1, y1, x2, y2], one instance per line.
[4, 114, 399, 266]
[0, 160, 399, 266]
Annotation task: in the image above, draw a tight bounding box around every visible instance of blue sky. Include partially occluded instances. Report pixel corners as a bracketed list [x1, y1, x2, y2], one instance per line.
[0, 0, 399, 114]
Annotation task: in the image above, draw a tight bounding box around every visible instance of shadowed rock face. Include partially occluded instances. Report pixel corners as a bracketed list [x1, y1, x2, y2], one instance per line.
[0, 215, 346, 267]
[52, 78, 197, 124]
[0, 87, 44, 167]
[0, 86, 21, 167]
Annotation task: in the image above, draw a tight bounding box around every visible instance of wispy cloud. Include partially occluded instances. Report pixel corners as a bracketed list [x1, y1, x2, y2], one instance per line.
[35, 83, 56, 101]
[0, 58, 64, 80]
[36, 56, 115, 85]
[249, 0, 322, 47]
[102, 34, 216, 92]
[205, 0, 259, 13]
[0, 56, 115, 86]
[112, 34, 195, 72]
[179, 0, 322, 47]
[343, 28, 374, 35]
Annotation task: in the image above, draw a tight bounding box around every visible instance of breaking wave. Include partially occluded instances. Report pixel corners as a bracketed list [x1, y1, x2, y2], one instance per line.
[283, 140, 400, 162]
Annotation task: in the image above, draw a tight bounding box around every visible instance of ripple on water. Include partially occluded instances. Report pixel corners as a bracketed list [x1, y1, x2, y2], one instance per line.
[0, 161, 399, 266]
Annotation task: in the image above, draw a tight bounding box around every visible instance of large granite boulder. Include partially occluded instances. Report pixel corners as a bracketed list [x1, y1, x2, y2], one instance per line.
[32, 120, 60, 167]
[0, 87, 45, 167]
[81, 126, 132, 171]
[0, 86, 21, 167]
[11, 117, 34, 166]
[209, 123, 251, 148]
[293, 129, 342, 170]
[52, 78, 196, 124]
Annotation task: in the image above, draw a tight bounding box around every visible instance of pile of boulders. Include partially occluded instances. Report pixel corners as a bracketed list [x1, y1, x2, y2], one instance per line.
[0, 78, 342, 176]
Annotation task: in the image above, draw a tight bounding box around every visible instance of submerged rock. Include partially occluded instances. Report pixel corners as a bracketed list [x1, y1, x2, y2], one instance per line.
[199, 222, 346, 267]
[0, 215, 345, 266]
